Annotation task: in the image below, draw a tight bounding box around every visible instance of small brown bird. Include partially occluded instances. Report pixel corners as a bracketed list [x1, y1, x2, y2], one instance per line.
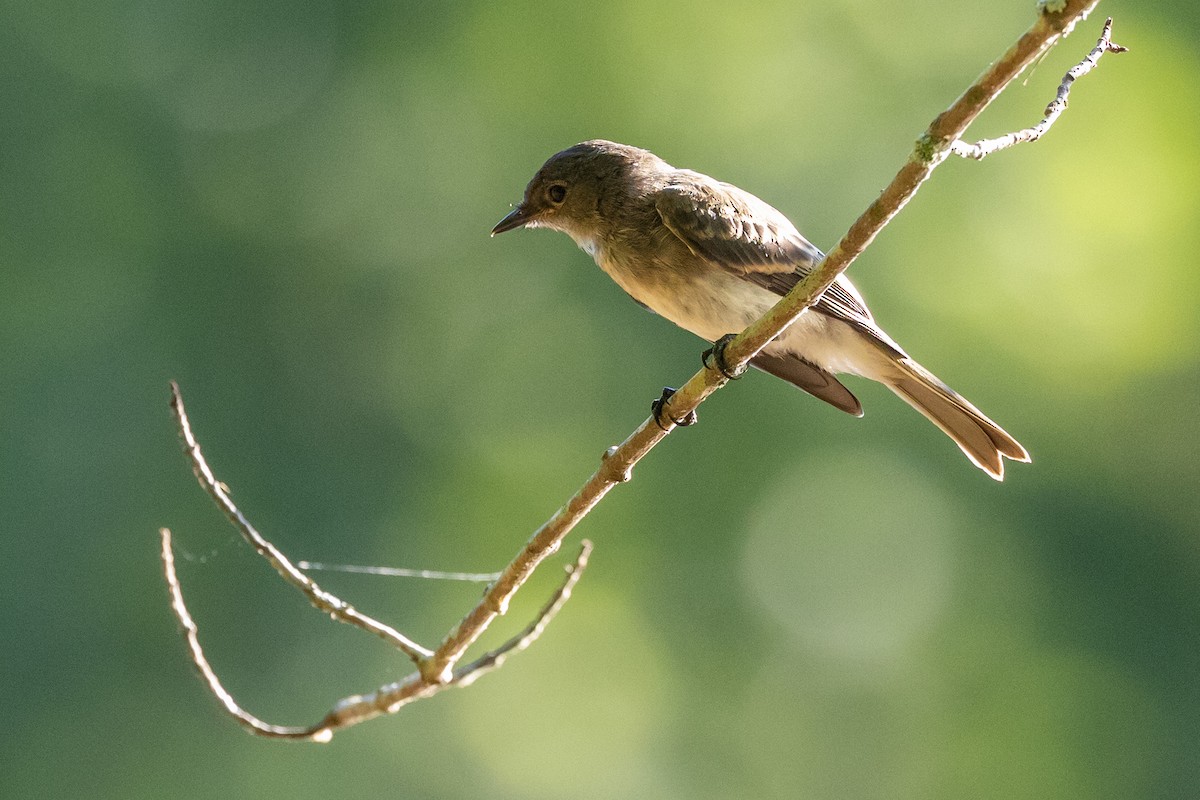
[492, 140, 1029, 479]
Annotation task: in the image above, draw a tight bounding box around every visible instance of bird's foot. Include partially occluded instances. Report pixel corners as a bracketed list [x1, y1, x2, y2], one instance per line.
[651, 387, 697, 431]
[702, 334, 746, 380]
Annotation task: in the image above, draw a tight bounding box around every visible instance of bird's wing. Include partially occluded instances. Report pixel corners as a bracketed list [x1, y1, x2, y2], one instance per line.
[750, 352, 863, 416]
[652, 170, 820, 271]
[654, 172, 899, 353]
[653, 171, 823, 271]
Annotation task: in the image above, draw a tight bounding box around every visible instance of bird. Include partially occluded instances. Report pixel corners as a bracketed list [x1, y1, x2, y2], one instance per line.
[491, 139, 1029, 480]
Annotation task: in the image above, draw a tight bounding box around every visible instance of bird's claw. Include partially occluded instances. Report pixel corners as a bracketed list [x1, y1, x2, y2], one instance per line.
[651, 387, 697, 431]
[702, 333, 746, 380]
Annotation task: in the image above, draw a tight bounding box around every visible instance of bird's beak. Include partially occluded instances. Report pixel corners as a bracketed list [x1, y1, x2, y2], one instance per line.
[491, 204, 533, 236]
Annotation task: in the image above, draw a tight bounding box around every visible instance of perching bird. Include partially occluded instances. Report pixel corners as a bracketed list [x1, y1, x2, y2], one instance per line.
[492, 140, 1028, 479]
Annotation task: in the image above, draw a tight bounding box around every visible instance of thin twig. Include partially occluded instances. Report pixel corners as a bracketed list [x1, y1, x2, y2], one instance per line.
[169, 381, 433, 663]
[163, 1, 1121, 741]
[160, 528, 333, 742]
[287, 541, 593, 734]
[449, 540, 592, 688]
[421, 0, 1114, 684]
[950, 17, 1127, 159]
[164, 384, 593, 738]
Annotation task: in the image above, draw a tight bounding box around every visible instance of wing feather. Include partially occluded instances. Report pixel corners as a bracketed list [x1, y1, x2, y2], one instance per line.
[654, 171, 821, 271]
[654, 173, 900, 355]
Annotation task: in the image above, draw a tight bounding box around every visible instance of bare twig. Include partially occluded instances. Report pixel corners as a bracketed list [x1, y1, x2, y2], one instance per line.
[950, 17, 1127, 159]
[163, 1, 1121, 740]
[320, 543, 592, 733]
[160, 527, 333, 742]
[420, 0, 1116, 684]
[449, 540, 592, 688]
[169, 381, 432, 665]
[300, 542, 594, 735]
[163, 384, 592, 740]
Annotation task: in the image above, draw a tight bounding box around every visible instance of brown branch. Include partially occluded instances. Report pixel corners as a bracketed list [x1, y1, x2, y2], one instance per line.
[160, 402, 593, 738]
[162, 1, 1121, 740]
[709, 0, 1109, 381]
[169, 381, 432, 664]
[301, 541, 595, 735]
[950, 17, 1127, 159]
[448, 539, 592, 689]
[160, 528, 333, 742]
[420, 0, 1114, 683]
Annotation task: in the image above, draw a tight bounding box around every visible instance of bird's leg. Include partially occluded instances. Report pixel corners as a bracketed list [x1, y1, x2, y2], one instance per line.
[651, 387, 698, 431]
[702, 334, 746, 381]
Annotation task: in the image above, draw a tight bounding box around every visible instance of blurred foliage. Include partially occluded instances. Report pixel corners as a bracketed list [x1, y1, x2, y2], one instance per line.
[2, 1, 1198, 798]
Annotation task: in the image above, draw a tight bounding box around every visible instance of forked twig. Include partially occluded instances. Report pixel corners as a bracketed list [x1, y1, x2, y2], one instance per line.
[162, 383, 591, 741]
[160, 527, 332, 742]
[169, 381, 431, 665]
[162, 2, 1123, 741]
[950, 17, 1127, 159]
[449, 539, 591, 689]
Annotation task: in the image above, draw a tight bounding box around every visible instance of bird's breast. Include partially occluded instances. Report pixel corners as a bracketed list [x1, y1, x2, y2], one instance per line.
[595, 241, 778, 343]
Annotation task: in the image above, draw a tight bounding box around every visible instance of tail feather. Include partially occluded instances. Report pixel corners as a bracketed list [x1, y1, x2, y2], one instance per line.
[886, 358, 1029, 481]
[752, 352, 863, 416]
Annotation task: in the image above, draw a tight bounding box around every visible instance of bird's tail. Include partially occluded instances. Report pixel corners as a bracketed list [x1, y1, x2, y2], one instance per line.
[883, 357, 1029, 480]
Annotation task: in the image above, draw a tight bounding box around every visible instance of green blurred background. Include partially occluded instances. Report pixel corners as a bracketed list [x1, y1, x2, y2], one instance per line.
[4, 1, 1198, 797]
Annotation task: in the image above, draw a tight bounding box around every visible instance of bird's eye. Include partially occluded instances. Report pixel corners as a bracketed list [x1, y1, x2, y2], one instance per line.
[547, 184, 567, 204]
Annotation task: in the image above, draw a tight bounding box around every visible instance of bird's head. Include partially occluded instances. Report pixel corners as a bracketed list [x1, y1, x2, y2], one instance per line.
[491, 140, 662, 242]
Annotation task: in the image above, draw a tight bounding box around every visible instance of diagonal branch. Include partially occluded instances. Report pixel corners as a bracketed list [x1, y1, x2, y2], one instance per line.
[950, 17, 1127, 159]
[448, 539, 592, 689]
[300, 540, 594, 735]
[421, 0, 1117, 683]
[162, 1, 1122, 741]
[710, 2, 1113, 383]
[161, 410, 593, 740]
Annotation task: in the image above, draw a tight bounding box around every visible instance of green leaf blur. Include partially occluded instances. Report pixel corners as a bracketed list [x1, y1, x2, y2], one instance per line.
[2, 1, 1196, 798]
